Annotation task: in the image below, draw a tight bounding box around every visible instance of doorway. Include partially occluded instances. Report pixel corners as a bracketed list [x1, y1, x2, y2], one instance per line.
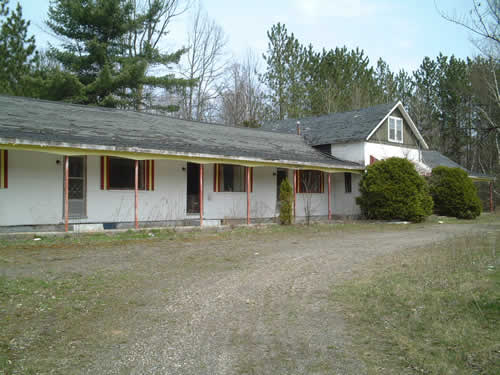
[186, 162, 200, 214]
[64, 156, 87, 218]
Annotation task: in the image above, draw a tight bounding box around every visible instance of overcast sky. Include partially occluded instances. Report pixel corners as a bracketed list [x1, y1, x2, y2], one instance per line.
[17, 0, 477, 73]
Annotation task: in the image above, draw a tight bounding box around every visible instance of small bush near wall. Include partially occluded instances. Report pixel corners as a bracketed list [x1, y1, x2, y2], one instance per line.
[279, 178, 293, 225]
[429, 166, 482, 219]
[356, 157, 433, 222]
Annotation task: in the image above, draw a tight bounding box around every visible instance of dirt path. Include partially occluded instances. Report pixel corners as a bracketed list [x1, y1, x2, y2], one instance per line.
[1, 222, 497, 374]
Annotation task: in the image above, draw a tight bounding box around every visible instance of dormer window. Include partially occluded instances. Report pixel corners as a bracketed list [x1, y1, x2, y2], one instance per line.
[388, 116, 403, 143]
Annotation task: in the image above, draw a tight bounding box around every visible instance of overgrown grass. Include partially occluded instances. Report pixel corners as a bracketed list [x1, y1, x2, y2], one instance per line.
[332, 232, 500, 375]
[0, 271, 141, 374]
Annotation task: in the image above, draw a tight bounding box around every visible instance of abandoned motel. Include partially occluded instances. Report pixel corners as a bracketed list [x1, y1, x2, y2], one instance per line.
[0, 95, 494, 233]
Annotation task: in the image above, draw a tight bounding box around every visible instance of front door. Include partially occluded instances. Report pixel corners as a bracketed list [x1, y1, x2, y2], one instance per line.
[186, 162, 200, 214]
[64, 156, 87, 218]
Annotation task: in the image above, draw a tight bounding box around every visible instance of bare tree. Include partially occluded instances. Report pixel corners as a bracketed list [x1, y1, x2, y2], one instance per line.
[127, 0, 190, 58]
[219, 50, 266, 126]
[124, 0, 191, 111]
[178, 2, 228, 121]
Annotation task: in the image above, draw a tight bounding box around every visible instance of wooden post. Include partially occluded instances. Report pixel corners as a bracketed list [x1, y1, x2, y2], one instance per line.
[490, 181, 494, 213]
[134, 160, 139, 229]
[328, 173, 332, 221]
[293, 170, 297, 218]
[64, 156, 69, 232]
[199, 164, 204, 226]
[246, 167, 251, 225]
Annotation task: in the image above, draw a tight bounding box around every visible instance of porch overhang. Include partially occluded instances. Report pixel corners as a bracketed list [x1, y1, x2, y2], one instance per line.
[0, 138, 363, 174]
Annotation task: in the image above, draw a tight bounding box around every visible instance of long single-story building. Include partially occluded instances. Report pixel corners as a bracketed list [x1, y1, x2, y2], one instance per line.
[0, 96, 494, 232]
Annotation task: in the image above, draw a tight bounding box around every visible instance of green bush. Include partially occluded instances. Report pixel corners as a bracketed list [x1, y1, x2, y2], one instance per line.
[279, 178, 293, 225]
[356, 157, 433, 222]
[429, 166, 482, 219]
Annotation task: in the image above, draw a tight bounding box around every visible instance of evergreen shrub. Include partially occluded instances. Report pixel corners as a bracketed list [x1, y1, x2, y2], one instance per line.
[279, 178, 293, 225]
[356, 157, 433, 222]
[429, 166, 482, 219]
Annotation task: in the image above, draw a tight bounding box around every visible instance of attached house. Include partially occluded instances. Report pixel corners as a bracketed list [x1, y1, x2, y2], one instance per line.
[0, 96, 492, 232]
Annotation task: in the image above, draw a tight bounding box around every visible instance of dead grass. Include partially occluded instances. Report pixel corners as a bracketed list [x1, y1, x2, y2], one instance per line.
[331, 231, 500, 375]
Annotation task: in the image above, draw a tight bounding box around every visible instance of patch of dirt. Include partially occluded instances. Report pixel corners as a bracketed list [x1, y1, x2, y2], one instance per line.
[1, 222, 497, 374]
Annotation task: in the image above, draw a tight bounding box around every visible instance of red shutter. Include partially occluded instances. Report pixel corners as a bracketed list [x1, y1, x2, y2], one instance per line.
[151, 160, 155, 191]
[145, 160, 155, 191]
[0, 150, 8, 189]
[320, 172, 324, 193]
[100, 156, 106, 190]
[297, 170, 302, 193]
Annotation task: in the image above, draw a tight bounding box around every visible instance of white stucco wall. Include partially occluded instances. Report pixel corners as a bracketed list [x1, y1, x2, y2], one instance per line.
[331, 172, 361, 216]
[203, 166, 277, 220]
[0, 150, 63, 226]
[330, 142, 365, 165]
[1, 151, 362, 227]
[85, 156, 187, 223]
[364, 142, 421, 165]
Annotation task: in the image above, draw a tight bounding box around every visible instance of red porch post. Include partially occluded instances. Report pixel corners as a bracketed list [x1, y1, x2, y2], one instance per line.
[490, 181, 494, 213]
[199, 164, 204, 226]
[293, 170, 297, 219]
[134, 160, 139, 229]
[246, 167, 251, 225]
[328, 173, 332, 221]
[64, 156, 69, 232]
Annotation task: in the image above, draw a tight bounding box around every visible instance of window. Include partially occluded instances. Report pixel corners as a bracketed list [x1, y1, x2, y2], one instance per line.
[344, 172, 352, 193]
[388, 116, 403, 143]
[100, 157, 155, 191]
[109, 158, 145, 189]
[213, 164, 253, 192]
[298, 170, 324, 193]
[0, 150, 7, 189]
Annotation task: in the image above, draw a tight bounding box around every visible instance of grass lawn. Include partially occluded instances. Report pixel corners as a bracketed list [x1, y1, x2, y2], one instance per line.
[332, 231, 500, 374]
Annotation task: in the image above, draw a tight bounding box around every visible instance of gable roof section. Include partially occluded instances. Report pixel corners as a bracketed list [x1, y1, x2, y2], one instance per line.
[261, 101, 429, 149]
[0, 95, 360, 172]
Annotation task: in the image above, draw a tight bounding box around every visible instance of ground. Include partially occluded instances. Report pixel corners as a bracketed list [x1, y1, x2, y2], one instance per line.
[0, 217, 498, 374]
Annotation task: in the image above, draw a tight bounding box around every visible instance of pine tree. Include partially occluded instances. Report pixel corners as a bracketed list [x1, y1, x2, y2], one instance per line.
[0, 0, 38, 95]
[45, 0, 189, 109]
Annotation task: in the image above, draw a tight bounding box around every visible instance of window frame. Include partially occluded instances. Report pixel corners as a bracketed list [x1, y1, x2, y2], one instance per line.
[388, 116, 403, 144]
[214, 164, 253, 193]
[297, 170, 324, 194]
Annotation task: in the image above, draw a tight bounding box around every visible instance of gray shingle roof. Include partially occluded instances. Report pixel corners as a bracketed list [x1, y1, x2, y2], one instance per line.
[422, 151, 466, 170]
[260, 102, 398, 146]
[422, 150, 494, 180]
[0, 95, 360, 170]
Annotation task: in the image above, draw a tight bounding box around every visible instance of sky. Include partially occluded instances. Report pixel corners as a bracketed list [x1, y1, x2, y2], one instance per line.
[16, 0, 478, 73]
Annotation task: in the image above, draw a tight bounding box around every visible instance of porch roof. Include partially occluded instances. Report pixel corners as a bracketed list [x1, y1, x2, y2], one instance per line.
[0, 95, 361, 173]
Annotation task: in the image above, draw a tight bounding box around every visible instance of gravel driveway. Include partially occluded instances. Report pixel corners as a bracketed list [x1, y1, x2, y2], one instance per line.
[1, 222, 496, 374]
